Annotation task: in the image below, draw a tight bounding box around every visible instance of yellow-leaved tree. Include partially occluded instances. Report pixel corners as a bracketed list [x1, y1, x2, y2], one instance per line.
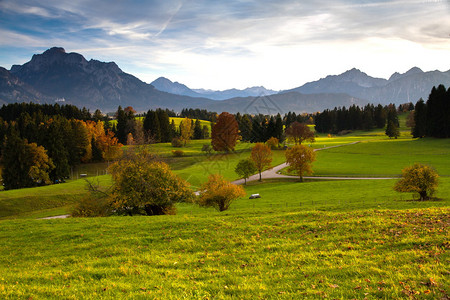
[250, 143, 272, 181]
[179, 117, 194, 146]
[108, 151, 194, 215]
[285, 144, 316, 182]
[394, 163, 439, 201]
[198, 174, 246, 211]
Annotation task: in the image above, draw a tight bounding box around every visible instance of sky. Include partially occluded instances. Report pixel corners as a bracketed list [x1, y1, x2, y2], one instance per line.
[1, 0, 449, 91]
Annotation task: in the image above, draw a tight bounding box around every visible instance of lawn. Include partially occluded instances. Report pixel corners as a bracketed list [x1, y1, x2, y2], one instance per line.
[312, 137, 450, 177]
[0, 204, 448, 299]
[0, 128, 449, 298]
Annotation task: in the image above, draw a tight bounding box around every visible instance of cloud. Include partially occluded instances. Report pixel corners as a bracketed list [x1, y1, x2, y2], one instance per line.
[0, 0, 449, 89]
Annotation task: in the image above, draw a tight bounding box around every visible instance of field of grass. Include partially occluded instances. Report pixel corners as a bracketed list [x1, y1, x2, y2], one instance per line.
[1, 122, 449, 298]
[0, 175, 112, 220]
[0, 202, 448, 298]
[311, 137, 450, 177]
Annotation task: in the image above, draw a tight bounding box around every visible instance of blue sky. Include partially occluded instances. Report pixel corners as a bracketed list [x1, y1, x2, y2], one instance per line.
[1, 0, 449, 90]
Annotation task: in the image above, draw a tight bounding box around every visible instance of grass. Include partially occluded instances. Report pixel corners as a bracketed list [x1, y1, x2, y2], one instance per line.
[0, 123, 449, 298]
[0, 204, 448, 298]
[311, 137, 450, 177]
[0, 175, 112, 219]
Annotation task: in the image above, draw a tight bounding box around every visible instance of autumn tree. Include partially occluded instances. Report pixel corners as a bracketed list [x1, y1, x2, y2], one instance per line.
[285, 144, 316, 182]
[266, 137, 279, 150]
[197, 174, 246, 211]
[285, 121, 315, 145]
[250, 143, 272, 181]
[211, 112, 239, 152]
[108, 151, 194, 215]
[394, 163, 439, 201]
[179, 117, 194, 146]
[235, 158, 257, 185]
[2, 130, 54, 189]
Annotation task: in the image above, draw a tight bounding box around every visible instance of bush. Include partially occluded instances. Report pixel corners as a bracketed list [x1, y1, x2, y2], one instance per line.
[266, 137, 280, 150]
[172, 150, 184, 157]
[394, 163, 439, 200]
[197, 174, 245, 211]
[71, 192, 112, 217]
[171, 137, 183, 147]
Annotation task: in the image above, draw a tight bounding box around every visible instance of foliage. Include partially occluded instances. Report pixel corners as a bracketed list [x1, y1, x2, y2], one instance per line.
[394, 163, 439, 200]
[250, 143, 272, 181]
[197, 174, 246, 211]
[171, 137, 183, 147]
[2, 130, 55, 189]
[412, 98, 426, 138]
[172, 150, 184, 157]
[179, 117, 194, 146]
[108, 152, 194, 215]
[425, 84, 450, 138]
[285, 121, 315, 144]
[266, 137, 280, 150]
[235, 158, 257, 185]
[211, 112, 239, 152]
[71, 192, 112, 217]
[385, 106, 400, 139]
[285, 144, 316, 182]
[201, 144, 212, 154]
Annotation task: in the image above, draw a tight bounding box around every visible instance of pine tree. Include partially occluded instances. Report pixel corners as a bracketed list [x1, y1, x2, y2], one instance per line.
[412, 99, 427, 138]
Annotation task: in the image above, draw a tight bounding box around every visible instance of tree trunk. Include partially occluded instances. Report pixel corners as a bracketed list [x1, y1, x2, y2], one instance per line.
[419, 191, 428, 201]
[259, 171, 262, 181]
[299, 175, 303, 182]
[244, 178, 247, 185]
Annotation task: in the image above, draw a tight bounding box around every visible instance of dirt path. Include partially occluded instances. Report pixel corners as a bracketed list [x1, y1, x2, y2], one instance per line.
[232, 142, 397, 184]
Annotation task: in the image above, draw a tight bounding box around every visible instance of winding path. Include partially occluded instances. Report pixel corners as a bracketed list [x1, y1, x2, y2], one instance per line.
[232, 142, 397, 185]
[39, 141, 396, 219]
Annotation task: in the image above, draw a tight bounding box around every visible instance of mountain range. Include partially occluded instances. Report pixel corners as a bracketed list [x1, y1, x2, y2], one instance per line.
[1, 47, 449, 114]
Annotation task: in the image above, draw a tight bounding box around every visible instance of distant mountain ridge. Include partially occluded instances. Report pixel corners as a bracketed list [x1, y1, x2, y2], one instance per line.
[8, 47, 214, 111]
[1, 47, 450, 113]
[281, 67, 450, 104]
[151, 77, 277, 100]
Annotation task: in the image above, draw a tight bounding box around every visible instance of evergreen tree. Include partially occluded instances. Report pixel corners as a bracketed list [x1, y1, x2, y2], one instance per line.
[156, 109, 171, 142]
[116, 106, 128, 144]
[412, 99, 427, 138]
[193, 119, 203, 139]
[239, 114, 253, 142]
[275, 114, 284, 142]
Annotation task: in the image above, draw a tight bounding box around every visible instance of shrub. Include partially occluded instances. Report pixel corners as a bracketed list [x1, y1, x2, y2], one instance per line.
[172, 150, 184, 157]
[266, 137, 280, 150]
[197, 174, 246, 211]
[394, 163, 439, 200]
[71, 192, 112, 217]
[171, 137, 183, 147]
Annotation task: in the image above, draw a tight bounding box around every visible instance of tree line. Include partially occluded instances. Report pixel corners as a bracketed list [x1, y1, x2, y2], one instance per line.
[412, 84, 450, 138]
[0, 103, 122, 190]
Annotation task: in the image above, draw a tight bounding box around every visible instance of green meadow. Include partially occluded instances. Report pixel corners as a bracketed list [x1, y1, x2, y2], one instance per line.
[0, 123, 449, 298]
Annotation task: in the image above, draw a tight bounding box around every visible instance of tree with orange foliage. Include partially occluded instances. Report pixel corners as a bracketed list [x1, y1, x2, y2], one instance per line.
[211, 112, 239, 152]
[285, 144, 316, 182]
[197, 174, 246, 211]
[250, 143, 272, 181]
[285, 121, 315, 145]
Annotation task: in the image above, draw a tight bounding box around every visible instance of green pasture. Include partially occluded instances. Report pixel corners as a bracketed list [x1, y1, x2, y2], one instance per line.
[0, 204, 448, 298]
[311, 137, 450, 177]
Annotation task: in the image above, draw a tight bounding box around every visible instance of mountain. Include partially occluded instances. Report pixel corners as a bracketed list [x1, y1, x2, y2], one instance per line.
[204, 92, 367, 115]
[0, 66, 55, 105]
[9, 47, 214, 112]
[151, 76, 277, 100]
[3, 47, 450, 114]
[282, 67, 450, 104]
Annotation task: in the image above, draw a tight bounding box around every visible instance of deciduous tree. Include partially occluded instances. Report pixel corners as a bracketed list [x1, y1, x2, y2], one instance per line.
[394, 163, 439, 201]
[211, 112, 239, 152]
[285, 144, 316, 182]
[197, 174, 245, 211]
[179, 117, 194, 146]
[250, 143, 272, 181]
[285, 121, 315, 145]
[235, 158, 257, 185]
[108, 152, 194, 215]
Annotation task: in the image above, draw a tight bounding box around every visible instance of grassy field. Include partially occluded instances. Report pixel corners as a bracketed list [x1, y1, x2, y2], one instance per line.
[0, 204, 448, 298]
[0, 123, 449, 298]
